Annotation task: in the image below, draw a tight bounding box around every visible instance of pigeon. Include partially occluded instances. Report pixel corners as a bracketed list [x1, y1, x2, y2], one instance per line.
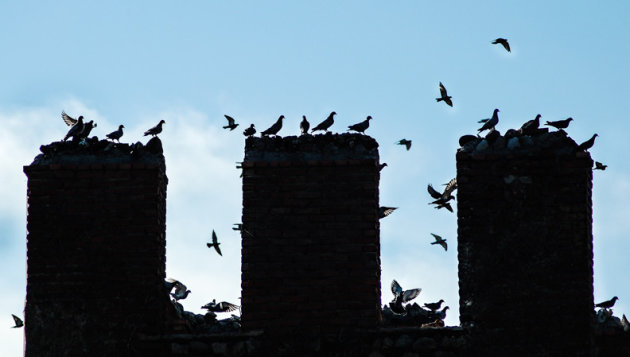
[478, 109, 499, 133]
[61, 111, 81, 126]
[261, 115, 284, 136]
[300, 115, 310, 135]
[201, 299, 239, 313]
[243, 124, 256, 137]
[435, 202, 453, 212]
[311, 111, 336, 133]
[106, 125, 125, 142]
[389, 279, 421, 314]
[379, 206, 397, 219]
[164, 278, 181, 292]
[170, 281, 191, 301]
[545, 117, 573, 130]
[492, 38, 511, 52]
[430, 233, 448, 251]
[79, 120, 97, 139]
[577, 134, 598, 151]
[593, 161, 607, 171]
[207, 230, 222, 256]
[144, 120, 166, 137]
[423, 299, 445, 311]
[436, 82, 453, 107]
[397, 139, 412, 151]
[223, 115, 239, 131]
[595, 296, 618, 309]
[435, 306, 449, 320]
[379, 163, 388, 171]
[347, 116, 372, 134]
[11, 314, 23, 328]
[427, 178, 457, 205]
[63, 115, 84, 141]
[622, 314, 629, 332]
[520, 114, 541, 135]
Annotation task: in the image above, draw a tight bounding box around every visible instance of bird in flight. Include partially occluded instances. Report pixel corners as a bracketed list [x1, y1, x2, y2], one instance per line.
[106, 125, 125, 142]
[478, 109, 499, 133]
[347, 116, 372, 134]
[593, 161, 607, 171]
[423, 299, 445, 311]
[311, 111, 336, 133]
[430, 233, 448, 251]
[379, 206, 397, 219]
[243, 124, 256, 137]
[201, 299, 240, 313]
[577, 134, 598, 151]
[595, 296, 618, 309]
[389, 279, 421, 314]
[379, 163, 388, 171]
[300, 115, 310, 135]
[207, 230, 222, 256]
[544, 117, 573, 130]
[223, 115, 239, 131]
[11, 314, 23, 328]
[144, 120, 166, 137]
[427, 178, 457, 206]
[436, 82, 453, 107]
[165, 278, 191, 301]
[396, 139, 412, 151]
[261, 115, 284, 137]
[492, 38, 511, 52]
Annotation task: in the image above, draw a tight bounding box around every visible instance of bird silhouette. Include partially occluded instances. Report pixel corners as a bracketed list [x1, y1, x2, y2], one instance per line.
[11, 314, 23, 328]
[435, 202, 453, 212]
[389, 279, 421, 314]
[164, 278, 181, 292]
[311, 111, 336, 133]
[379, 206, 398, 219]
[593, 161, 607, 170]
[347, 115, 372, 134]
[397, 139, 412, 151]
[167, 279, 191, 301]
[492, 38, 511, 52]
[79, 120, 97, 139]
[423, 299, 445, 311]
[61, 111, 80, 126]
[379, 163, 388, 171]
[223, 115, 239, 131]
[520, 114, 541, 135]
[207, 230, 222, 256]
[243, 124, 256, 137]
[201, 299, 240, 313]
[478, 109, 499, 133]
[435, 306, 449, 320]
[144, 120, 165, 137]
[300, 115, 310, 135]
[545, 117, 573, 130]
[430, 233, 448, 251]
[63, 114, 84, 141]
[436, 82, 453, 107]
[595, 296, 618, 309]
[427, 178, 457, 205]
[261, 115, 284, 136]
[577, 134, 598, 151]
[106, 125, 125, 142]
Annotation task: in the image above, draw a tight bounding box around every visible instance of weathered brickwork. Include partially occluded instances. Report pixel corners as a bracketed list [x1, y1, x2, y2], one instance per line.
[23, 144, 168, 356]
[240, 134, 381, 334]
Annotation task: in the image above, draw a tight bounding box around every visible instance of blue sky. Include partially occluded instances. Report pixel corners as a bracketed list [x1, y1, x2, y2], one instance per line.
[1, 1, 629, 354]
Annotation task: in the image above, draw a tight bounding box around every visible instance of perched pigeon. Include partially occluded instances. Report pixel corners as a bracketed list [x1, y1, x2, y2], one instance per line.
[11, 314, 23, 328]
[379, 163, 388, 171]
[170, 282, 191, 301]
[207, 230, 222, 256]
[435, 306, 449, 320]
[436, 82, 453, 107]
[311, 111, 336, 133]
[243, 124, 256, 137]
[423, 299, 445, 311]
[223, 115, 239, 131]
[63, 115, 84, 141]
[261, 115, 284, 136]
[478, 109, 499, 133]
[397, 139, 412, 151]
[106, 125, 125, 142]
[79, 120, 97, 139]
[593, 161, 607, 170]
[595, 296, 618, 309]
[430, 233, 448, 251]
[389, 279, 421, 314]
[577, 134, 598, 151]
[201, 299, 239, 313]
[347, 116, 372, 134]
[379, 206, 398, 219]
[545, 117, 573, 130]
[520, 114, 541, 135]
[300, 115, 310, 135]
[144, 120, 166, 137]
[492, 38, 511, 52]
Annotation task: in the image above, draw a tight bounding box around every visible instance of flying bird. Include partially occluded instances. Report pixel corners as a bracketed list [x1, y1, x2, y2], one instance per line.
[577, 134, 598, 151]
[520, 114, 541, 135]
[595, 296, 618, 309]
[545, 117, 573, 130]
[435, 202, 453, 212]
[106, 125, 124, 142]
[170, 282, 191, 301]
[427, 178, 457, 206]
[379, 206, 397, 219]
[311, 111, 336, 133]
[144, 120, 166, 137]
[593, 161, 607, 170]
[300, 115, 310, 135]
[243, 124, 256, 137]
[164, 278, 181, 292]
[223, 115, 239, 131]
[389, 279, 421, 314]
[201, 299, 240, 313]
[347, 115, 372, 134]
[397, 139, 412, 151]
[478, 109, 499, 133]
[11, 314, 23, 328]
[207, 230, 222, 256]
[261, 115, 284, 136]
[430, 233, 448, 251]
[379, 163, 388, 171]
[492, 38, 511, 52]
[436, 82, 453, 107]
[423, 299, 445, 311]
[63, 115, 84, 141]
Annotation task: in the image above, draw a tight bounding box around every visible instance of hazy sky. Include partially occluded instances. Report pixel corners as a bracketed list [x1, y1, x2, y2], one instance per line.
[1, 2, 629, 354]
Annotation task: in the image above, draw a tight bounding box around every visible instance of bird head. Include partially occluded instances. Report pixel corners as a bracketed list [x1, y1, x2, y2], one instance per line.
[367, 116, 372, 120]
[567, 117, 574, 122]
[331, 111, 337, 116]
[78, 116, 84, 120]
[439, 299, 444, 303]
[535, 114, 541, 120]
[279, 115, 285, 120]
[120, 125, 125, 129]
[159, 120, 166, 124]
[494, 109, 500, 113]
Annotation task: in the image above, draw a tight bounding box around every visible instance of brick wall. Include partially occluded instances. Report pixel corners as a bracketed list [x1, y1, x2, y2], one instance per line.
[456, 131, 594, 355]
[23, 139, 168, 356]
[240, 134, 381, 334]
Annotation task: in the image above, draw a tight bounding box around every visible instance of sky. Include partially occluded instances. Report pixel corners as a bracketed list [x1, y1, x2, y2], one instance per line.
[1, 1, 629, 354]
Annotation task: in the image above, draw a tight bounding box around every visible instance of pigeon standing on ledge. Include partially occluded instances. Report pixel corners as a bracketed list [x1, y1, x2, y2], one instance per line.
[300, 115, 310, 135]
[430, 233, 448, 251]
[347, 116, 372, 134]
[595, 296, 618, 309]
[397, 139, 412, 151]
[423, 299, 445, 311]
[223, 115, 239, 131]
[492, 38, 511, 52]
[545, 117, 573, 130]
[436, 82, 453, 107]
[207, 230, 222, 256]
[261, 115, 284, 136]
[478, 109, 499, 133]
[577, 134, 598, 151]
[62, 114, 84, 141]
[106, 125, 124, 142]
[243, 124, 256, 137]
[144, 120, 166, 137]
[435, 306, 449, 320]
[520, 114, 541, 135]
[311, 111, 336, 133]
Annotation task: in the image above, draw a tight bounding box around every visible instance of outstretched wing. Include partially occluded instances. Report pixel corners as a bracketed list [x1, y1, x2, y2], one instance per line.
[439, 82, 448, 97]
[212, 230, 218, 245]
[225, 115, 236, 126]
[11, 314, 23, 327]
[427, 184, 442, 200]
[402, 288, 421, 303]
[217, 301, 239, 312]
[61, 111, 77, 126]
[391, 279, 402, 296]
[442, 178, 458, 197]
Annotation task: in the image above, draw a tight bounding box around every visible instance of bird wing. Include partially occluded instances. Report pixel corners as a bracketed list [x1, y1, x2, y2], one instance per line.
[440, 240, 448, 251]
[502, 40, 511, 52]
[225, 115, 236, 126]
[212, 230, 218, 245]
[218, 302, 239, 312]
[442, 178, 458, 197]
[439, 82, 447, 97]
[431, 233, 442, 242]
[444, 97, 453, 107]
[427, 184, 442, 199]
[381, 207, 397, 217]
[12, 314, 23, 327]
[214, 244, 223, 256]
[61, 111, 77, 126]
[402, 288, 421, 303]
[391, 279, 403, 296]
